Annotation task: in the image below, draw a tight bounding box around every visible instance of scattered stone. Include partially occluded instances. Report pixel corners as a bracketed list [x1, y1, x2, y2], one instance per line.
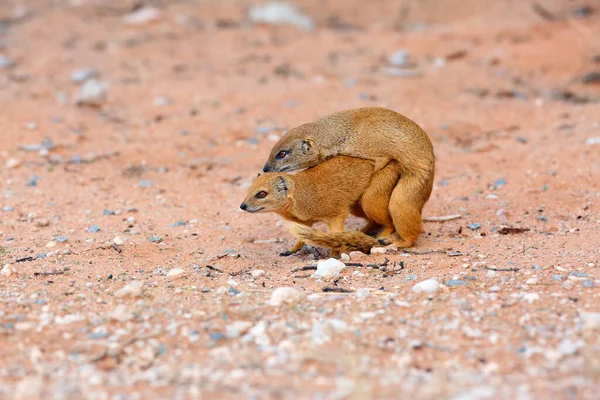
[5, 158, 21, 169]
[581, 312, 600, 331]
[384, 67, 423, 78]
[355, 288, 370, 301]
[311, 319, 349, 345]
[113, 236, 125, 246]
[35, 218, 50, 228]
[167, 268, 187, 279]
[340, 253, 350, 261]
[46, 240, 57, 248]
[270, 287, 303, 306]
[562, 280, 574, 290]
[525, 278, 538, 285]
[3, 205, 14, 212]
[311, 258, 346, 280]
[87, 225, 100, 233]
[1, 264, 16, 277]
[109, 304, 134, 322]
[153, 96, 172, 107]
[523, 292, 540, 303]
[227, 287, 241, 296]
[586, 137, 600, 145]
[251, 269, 265, 278]
[123, 6, 161, 25]
[149, 236, 163, 243]
[70, 68, 99, 83]
[558, 338, 583, 356]
[445, 279, 468, 287]
[115, 281, 144, 298]
[583, 280, 595, 288]
[387, 49, 409, 67]
[486, 270, 496, 279]
[139, 180, 153, 188]
[370, 247, 387, 254]
[412, 278, 440, 294]
[349, 251, 366, 260]
[248, 2, 314, 30]
[490, 285, 501, 292]
[103, 209, 116, 215]
[0, 55, 15, 69]
[552, 274, 564, 281]
[467, 223, 481, 230]
[225, 321, 253, 339]
[569, 271, 589, 277]
[76, 79, 108, 107]
[168, 221, 186, 227]
[55, 236, 68, 243]
[27, 175, 40, 187]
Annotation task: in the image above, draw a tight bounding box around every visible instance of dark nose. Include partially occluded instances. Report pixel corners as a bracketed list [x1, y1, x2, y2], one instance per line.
[240, 203, 247, 210]
[263, 164, 270, 173]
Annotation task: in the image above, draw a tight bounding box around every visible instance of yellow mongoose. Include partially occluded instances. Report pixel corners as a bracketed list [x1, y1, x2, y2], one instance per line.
[263, 107, 435, 248]
[240, 156, 399, 257]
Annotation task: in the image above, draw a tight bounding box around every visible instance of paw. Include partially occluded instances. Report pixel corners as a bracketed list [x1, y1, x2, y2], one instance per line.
[279, 251, 293, 257]
[377, 238, 390, 246]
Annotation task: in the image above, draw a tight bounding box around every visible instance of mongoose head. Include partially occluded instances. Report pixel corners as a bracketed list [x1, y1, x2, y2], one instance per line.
[263, 127, 319, 172]
[240, 173, 290, 213]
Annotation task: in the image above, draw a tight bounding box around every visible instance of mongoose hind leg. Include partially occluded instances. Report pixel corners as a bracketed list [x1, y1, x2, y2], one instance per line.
[387, 174, 427, 248]
[360, 221, 383, 238]
[326, 215, 348, 259]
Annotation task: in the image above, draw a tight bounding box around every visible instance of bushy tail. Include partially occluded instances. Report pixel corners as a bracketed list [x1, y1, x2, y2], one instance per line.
[287, 223, 384, 254]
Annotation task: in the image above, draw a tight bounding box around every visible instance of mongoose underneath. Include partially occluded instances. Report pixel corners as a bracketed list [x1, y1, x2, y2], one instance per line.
[240, 156, 399, 258]
[263, 107, 435, 248]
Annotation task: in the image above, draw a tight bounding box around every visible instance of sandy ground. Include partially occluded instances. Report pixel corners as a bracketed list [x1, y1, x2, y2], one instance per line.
[1, 0, 600, 399]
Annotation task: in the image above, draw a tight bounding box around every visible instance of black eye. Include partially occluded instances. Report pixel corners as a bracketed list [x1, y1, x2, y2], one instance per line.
[276, 150, 288, 159]
[255, 191, 267, 199]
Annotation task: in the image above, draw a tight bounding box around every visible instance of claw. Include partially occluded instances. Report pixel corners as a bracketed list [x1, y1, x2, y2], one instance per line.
[279, 250, 293, 257]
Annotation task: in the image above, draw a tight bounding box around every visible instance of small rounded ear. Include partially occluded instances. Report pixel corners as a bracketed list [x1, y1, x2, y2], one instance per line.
[300, 139, 311, 154]
[275, 176, 288, 193]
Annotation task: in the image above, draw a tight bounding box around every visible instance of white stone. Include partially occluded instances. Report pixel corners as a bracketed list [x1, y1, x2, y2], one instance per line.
[225, 321, 253, 339]
[113, 236, 125, 245]
[248, 2, 314, 30]
[340, 253, 350, 261]
[558, 338, 583, 356]
[311, 319, 348, 345]
[311, 258, 346, 280]
[167, 268, 187, 278]
[123, 6, 161, 25]
[486, 270, 497, 279]
[585, 137, 600, 145]
[109, 304, 134, 322]
[5, 158, 21, 169]
[77, 79, 107, 106]
[523, 292, 540, 303]
[1, 264, 15, 277]
[270, 287, 303, 306]
[525, 278, 538, 285]
[412, 278, 440, 294]
[251, 269, 265, 278]
[115, 281, 144, 298]
[581, 312, 600, 331]
[355, 288, 370, 301]
[370, 247, 386, 254]
[70, 68, 99, 83]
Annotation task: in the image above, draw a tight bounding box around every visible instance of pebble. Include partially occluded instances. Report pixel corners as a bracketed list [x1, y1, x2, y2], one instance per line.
[70, 68, 99, 83]
[370, 247, 386, 254]
[251, 269, 265, 278]
[113, 236, 125, 246]
[123, 6, 161, 25]
[490, 285, 501, 292]
[76, 79, 108, 106]
[103, 209, 116, 215]
[552, 274, 564, 281]
[311, 258, 346, 280]
[248, 2, 315, 30]
[387, 49, 409, 67]
[486, 270, 496, 279]
[168, 221, 186, 227]
[35, 218, 50, 228]
[467, 223, 481, 230]
[46, 240, 57, 248]
[153, 96, 172, 107]
[445, 279, 468, 287]
[55, 236, 68, 243]
[0, 55, 15, 69]
[525, 278, 538, 285]
[580, 312, 600, 331]
[384, 67, 423, 78]
[523, 293, 540, 303]
[311, 319, 349, 345]
[109, 304, 134, 322]
[3, 205, 14, 212]
[412, 278, 440, 294]
[87, 225, 100, 233]
[348, 251, 366, 260]
[586, 137, 600, 145]
[562, 280, 574, 290]
[355, 288, 370, 301]
[558, 338, 582, 356]
[1, 264, 16, 277]
[115, 281, 144, 298]
[149, 236, 163, 243]
[5, 158, 20, 169]
[270, 287, 303, 306]
[166, 268, 187, 279]
[583, 280, 594, 288]
[139, 180, 153, 188]
[340, 253, 350, 261]
[225, 321, 253, 339]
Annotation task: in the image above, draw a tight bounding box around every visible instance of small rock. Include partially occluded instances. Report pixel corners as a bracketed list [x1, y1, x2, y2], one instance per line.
[55, 236, 68, 243]
[355, 288, 370, 301]
[1, 264, 16, 277]
[525, 278, 538, 285]
[558, 338, 582, 356]
[87, 225, 100, 233]
[46, 240, 57, 248]
[370, 247, 386, 254]
[167, 268, 187, 279]
[109, 304, 134, 322]
[311, 319, 348, 345]
[0, 55, 15, 69]
[445, 279, 468, 287]
[153, 96, 172, 107]
[581, 312, 600, 331]
[115, 281, 144, 298]
[490, 285, 501, 292]
[340, 253, 350, 261]
[113, 236, 125, 246]
[35, 218, 50, 228]
[149, 236, 163, 243]
[486, 270, 496, 278]
[311, 258, 346, 280]
[3, 205, 14, 212]
[70, 68, 99, 83]
[586, 137, 600, 145]
[123, 6, 161, 25]
[139, 180, 153, 188]
[76, 79, 108, 107]
[562, 280, 574, 290]
[248, 2, 314, 30]
[225, 321, 253, 339]
[349, 251, 366, 260]
[523, 292, 540, 303]
[5, 158, 21, 169]
[384, 67, 423, 78]
[467, 223, 481, 230]
[251, 269, 265, 278]
[552, 274, 564, 281]
[270, 287, 303, 306]
[412, 278, 440, 294]
[387, 49, 409, 67]
[583, 280, 595, 288]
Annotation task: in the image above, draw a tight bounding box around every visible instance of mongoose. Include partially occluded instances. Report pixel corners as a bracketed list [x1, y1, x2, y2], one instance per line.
[240, 156, 399, 258]
[263, 107, 435, 248]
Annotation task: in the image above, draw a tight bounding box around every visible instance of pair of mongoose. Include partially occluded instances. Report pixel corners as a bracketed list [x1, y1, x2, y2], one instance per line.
[240, 107, 435, 257]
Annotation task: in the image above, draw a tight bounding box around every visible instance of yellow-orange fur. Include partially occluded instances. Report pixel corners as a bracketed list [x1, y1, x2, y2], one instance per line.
[263, 107, 434, 248]
[241, 156, 398, 257]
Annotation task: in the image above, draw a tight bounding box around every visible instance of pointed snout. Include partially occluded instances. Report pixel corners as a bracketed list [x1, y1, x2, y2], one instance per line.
[262, 163, 270, 173]
[240, 203, 247, 211]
